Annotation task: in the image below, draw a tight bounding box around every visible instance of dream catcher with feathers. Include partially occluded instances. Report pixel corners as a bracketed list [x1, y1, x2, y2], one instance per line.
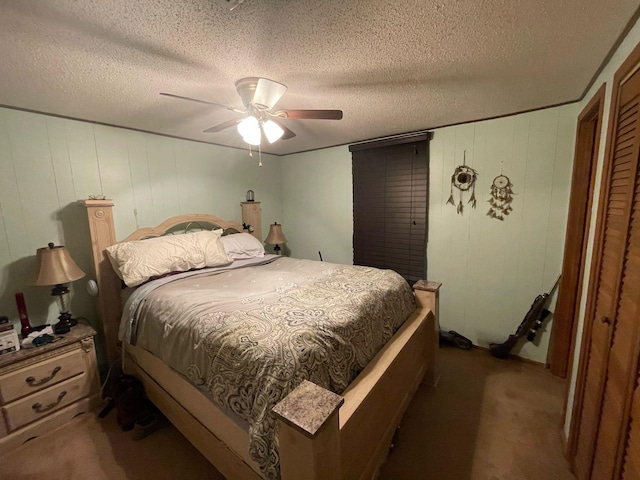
[446, 151, 478, 215]
[487, 174, 515, 220]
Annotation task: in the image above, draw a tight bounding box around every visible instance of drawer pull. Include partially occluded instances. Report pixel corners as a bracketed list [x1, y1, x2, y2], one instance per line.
[25, 366, 62, 387]
[32, 391, 67, 414]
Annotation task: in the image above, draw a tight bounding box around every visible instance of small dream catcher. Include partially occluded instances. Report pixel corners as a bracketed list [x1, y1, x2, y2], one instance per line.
[487, 174, 515, 220]
[446, 152, 478, 215]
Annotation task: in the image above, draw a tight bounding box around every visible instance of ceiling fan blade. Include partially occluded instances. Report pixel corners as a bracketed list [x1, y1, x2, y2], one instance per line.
[160, 93, 244, 113]
[203, 117, 243, 133]
[271, 109, 343, 120]
[271, 119, 296, 140]
[253, 78, 287, 110]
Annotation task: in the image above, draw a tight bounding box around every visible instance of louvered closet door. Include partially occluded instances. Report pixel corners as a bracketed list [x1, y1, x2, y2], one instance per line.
[622, 379, 640, 479]
[573, 66, 640, 480]
[616, 136, 640, 480]
[592, 82, 640, 478]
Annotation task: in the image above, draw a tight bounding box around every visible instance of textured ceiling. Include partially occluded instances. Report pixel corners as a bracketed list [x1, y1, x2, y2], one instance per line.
[0, 0, 638, 155]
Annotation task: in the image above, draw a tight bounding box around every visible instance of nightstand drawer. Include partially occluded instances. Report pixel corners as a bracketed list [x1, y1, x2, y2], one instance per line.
[0, 349, 85, 404]
[2, 372, 92, 432]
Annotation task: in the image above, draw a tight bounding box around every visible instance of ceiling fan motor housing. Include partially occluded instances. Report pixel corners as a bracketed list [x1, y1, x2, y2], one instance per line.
[235, 77, 287, 110]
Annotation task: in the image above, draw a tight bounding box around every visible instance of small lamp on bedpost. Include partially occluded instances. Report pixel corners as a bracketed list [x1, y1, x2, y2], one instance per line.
[34, 243, 85, 334]
[265, 222, 287, 255]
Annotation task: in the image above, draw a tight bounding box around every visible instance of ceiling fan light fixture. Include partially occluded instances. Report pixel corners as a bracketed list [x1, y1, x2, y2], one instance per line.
[162, 77, 342, 148]
[238, 115, 261, 145]
[237, 115, 259, 137]
[242, 129, 261, 146]
[263, 120, 285, 143]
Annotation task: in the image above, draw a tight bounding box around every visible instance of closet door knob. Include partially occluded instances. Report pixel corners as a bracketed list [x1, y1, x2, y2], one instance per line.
[601, 316, 611, 325]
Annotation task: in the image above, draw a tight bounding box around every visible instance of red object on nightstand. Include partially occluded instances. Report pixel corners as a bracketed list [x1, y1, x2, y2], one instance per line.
[15, 292, 32, 338]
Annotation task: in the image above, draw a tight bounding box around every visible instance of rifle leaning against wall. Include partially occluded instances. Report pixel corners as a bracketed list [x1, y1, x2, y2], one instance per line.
[489, 276, 561, 359]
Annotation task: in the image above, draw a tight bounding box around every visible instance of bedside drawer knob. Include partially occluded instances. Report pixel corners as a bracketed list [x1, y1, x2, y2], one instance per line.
[32, 391, 67, 414]
[25, 366, 62, 387]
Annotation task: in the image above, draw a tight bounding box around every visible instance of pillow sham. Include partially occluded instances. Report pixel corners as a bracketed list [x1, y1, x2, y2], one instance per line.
[106, 230, 231, 287]
[220, 232, 265, 260]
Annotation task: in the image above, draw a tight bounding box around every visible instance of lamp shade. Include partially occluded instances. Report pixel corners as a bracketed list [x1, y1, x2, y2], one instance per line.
[237, 115, 261, 145]
[34, 243, 85, 286]
[263, 120, 285, 144]
[265, 222, 287, 245]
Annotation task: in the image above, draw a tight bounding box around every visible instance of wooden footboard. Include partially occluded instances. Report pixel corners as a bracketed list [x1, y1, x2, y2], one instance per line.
[124, 344, 260, 477]
[80, 199, 440, 480]
[125, 289, 437, 480]
[273, 284, 439, 480]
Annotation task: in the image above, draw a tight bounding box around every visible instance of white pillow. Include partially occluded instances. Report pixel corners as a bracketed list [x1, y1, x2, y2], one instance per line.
[221, 232, 265, 260]
[106, 230, 231, 287]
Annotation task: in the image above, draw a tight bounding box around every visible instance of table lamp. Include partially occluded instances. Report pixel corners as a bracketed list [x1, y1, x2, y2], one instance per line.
[265, 222, 287, 255]
[34, 242, 85, 334]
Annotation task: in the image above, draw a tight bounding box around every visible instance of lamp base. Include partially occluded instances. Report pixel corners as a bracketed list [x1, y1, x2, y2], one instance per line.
[53, 312, 75, 335]
[53, 321, 71, 335]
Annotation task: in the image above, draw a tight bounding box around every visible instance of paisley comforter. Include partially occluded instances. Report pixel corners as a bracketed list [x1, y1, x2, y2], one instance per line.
[120, 256, 415, 479]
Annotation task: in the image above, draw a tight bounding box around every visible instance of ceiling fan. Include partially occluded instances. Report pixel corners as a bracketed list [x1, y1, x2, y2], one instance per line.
[160, 77, 343, 145]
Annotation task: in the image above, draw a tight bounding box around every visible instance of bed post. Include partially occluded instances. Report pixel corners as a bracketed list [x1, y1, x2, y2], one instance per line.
[413, 280, 442, 386]
[241, 201, 262, 242]
[79, 199, 122, 365]
[273, 380, 344, 480]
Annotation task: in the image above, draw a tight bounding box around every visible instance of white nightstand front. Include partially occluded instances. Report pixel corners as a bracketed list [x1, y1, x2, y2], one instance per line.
[0, 348, 86, 403]
[0, 324, 100, 454]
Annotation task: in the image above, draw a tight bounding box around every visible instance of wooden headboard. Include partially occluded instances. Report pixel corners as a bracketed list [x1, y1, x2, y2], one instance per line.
[79, 199, 258, 364]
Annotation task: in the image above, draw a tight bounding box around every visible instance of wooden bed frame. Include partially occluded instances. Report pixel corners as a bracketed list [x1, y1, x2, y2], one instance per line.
[80, 199, 441, 480]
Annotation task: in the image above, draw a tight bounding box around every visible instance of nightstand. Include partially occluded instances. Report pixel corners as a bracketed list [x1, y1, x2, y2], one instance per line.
[0, 323, 100, 454]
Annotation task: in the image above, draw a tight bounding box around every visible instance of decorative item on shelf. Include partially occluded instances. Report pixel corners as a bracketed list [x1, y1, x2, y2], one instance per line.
[487, 173, 515, 221]
[246, 189, 255, 202]
[15, 292, 32, 338]
[34, 242, 85, 335]
[446, 151, 478, 215]
[265, 222, 287, 255]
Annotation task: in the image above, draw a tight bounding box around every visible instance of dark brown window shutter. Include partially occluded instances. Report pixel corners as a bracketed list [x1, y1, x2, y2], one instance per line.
[351, 140, 429, 283]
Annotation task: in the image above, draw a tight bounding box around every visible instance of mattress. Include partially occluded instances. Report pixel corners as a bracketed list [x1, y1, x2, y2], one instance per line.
[120, 255, 415, 478]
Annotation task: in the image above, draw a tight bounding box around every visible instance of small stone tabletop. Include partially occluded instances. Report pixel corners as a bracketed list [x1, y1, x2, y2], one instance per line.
[413, 280, 442, 292]
[272, 380, 344, 438]
[0, 323, 96, 369]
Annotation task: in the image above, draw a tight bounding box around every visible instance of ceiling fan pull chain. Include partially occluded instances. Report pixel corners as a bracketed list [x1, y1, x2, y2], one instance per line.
[258, 143, 263, 167]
